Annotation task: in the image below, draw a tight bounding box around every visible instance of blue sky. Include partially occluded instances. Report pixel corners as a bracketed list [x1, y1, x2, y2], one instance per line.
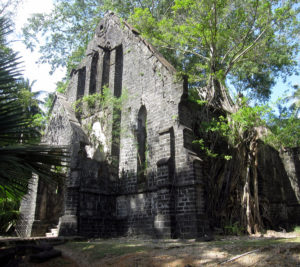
[272, 75, 299, 102]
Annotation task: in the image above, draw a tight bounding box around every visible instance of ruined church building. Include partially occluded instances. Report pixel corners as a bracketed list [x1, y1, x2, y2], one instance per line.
[18, 13, 300, 238]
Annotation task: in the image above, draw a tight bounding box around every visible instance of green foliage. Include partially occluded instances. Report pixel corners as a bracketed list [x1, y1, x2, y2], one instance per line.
[22, 0, 103, 74]
[73, 93, 100, 113]
[73, 86, 128, 114]
[286, 84, 300, 115]
[0, 197, 20, 233]
[196, 94, 299, 158]
[195, 97, 271, 158]
[44, 92, 55, 121]
[56, 80, 69, 94]
[103, 0, 174, 20]
[224, 155, 232, 161]
[130, 0, 299, 102]
[267, 116, 299, 149]
[22, 1, 175, 75]
[15, 78, 46, 133]
[0, 0, 22, 20]
[22, 0, 299, 104]
[228, 102, 270, 144]
[214, 99, 267, 144]
[224, 221, 245, 236]
[293, 226, 300, 233]
[264, 95, 300, 149]
[192, 139, 218, 158]
[0, 17, 69, 201]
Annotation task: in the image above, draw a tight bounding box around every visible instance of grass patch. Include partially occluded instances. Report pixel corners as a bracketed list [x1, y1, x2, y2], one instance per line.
[212, 237, 300, 248]
[293, 226, 300, 233]
[65, 240, 148, 262]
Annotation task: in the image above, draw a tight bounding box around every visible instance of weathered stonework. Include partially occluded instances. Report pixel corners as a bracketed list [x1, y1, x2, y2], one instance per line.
[18, 13, 300, 238]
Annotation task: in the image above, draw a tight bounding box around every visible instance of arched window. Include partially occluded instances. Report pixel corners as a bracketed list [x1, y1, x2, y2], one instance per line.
[114, 45, 123, 98]
[101, 49, 110, 92]
[137, 106, 147, 183]
[76, 67, 86, 100]
[89, 52, 99, 95]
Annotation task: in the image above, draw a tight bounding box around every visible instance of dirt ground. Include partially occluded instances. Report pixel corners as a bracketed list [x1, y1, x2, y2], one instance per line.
[15, 231, 300, 266]
[51, 231, 300, 267]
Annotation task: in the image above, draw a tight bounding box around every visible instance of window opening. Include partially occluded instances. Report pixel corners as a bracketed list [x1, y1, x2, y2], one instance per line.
[89, 52, 99, 95]
[111, 45, 123, 178]
[76, 67, 86, 100]
[137, 106, 147, 183]
[101, 49, 110, 92]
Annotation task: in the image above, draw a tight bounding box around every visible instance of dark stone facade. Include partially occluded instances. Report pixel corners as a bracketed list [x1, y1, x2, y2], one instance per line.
[258, 146, 300, 228]
[17, 13, 300, 238]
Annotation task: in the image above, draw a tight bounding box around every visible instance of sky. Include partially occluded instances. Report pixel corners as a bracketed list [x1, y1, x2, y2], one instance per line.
[11, 0, 65, 96]
[9, 0, 300, 104]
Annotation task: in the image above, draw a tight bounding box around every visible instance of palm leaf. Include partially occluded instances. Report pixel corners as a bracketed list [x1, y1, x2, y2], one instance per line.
[0, 16, 69, 200]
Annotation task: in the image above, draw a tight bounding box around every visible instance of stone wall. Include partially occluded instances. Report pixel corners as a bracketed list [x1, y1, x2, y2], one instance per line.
[280, 147, 300, 226]
[16, 175, 39, 237]
[257, 143, 300, 228]
[60, 13, 205, 238]
[18, 12, 299, 239]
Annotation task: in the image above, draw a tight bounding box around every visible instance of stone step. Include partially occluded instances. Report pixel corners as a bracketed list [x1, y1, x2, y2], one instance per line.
[50, 228, 58, 234]
[45, 226, 59, 237]
[45, 233, 55, 237]
[46, 232, 58, 237]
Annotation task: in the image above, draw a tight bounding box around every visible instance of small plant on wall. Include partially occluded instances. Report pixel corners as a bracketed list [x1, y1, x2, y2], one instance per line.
[72, 85, 128, 115]
[72, 86, 130, 167]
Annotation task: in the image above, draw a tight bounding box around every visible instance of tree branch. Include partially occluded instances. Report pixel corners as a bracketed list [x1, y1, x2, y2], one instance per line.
[220, 249, 260, 264]
[225, 27, 268, 75]
[221, 0, 259, 65]
[159, 38, 210, 61]
[163, 2, 173, 17]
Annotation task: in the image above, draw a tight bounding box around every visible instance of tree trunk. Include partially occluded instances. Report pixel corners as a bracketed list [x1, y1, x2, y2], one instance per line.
[202, 78, 235, 113]
[252, 140, 262, 233]
[243, 151, 253, 234]
[242, 136, 263, 234]
[198, 86, 265, 234]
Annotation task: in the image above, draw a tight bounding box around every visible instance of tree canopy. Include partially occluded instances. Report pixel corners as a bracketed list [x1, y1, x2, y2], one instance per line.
[22, 0, 299, 105]
[130, 0, 299, 106]
[23, 0, 102, 73]
[22, 0, 174, 74]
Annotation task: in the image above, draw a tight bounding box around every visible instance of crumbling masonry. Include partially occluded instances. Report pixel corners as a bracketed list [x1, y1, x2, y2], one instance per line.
[18, 13, 300, 238]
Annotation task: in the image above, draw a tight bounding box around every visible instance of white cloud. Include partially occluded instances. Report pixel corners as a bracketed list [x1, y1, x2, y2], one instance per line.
[15, 0, 53, 28]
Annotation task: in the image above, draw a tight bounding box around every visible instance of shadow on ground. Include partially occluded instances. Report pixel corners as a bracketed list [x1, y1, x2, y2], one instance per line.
[54, 233, 300, 267]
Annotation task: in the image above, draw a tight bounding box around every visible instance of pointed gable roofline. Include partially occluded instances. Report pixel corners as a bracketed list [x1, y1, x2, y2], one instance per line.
[87, 11, 176, 74]
[121, 19, 176, 74]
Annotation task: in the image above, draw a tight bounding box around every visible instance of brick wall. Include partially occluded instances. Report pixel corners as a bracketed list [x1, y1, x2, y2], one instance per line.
[20, 13, 299, 239]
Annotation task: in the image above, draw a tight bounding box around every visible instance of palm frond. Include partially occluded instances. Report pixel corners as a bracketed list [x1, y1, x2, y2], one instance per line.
[0, 145, 69, 198]
[0, 16, 69, 200]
